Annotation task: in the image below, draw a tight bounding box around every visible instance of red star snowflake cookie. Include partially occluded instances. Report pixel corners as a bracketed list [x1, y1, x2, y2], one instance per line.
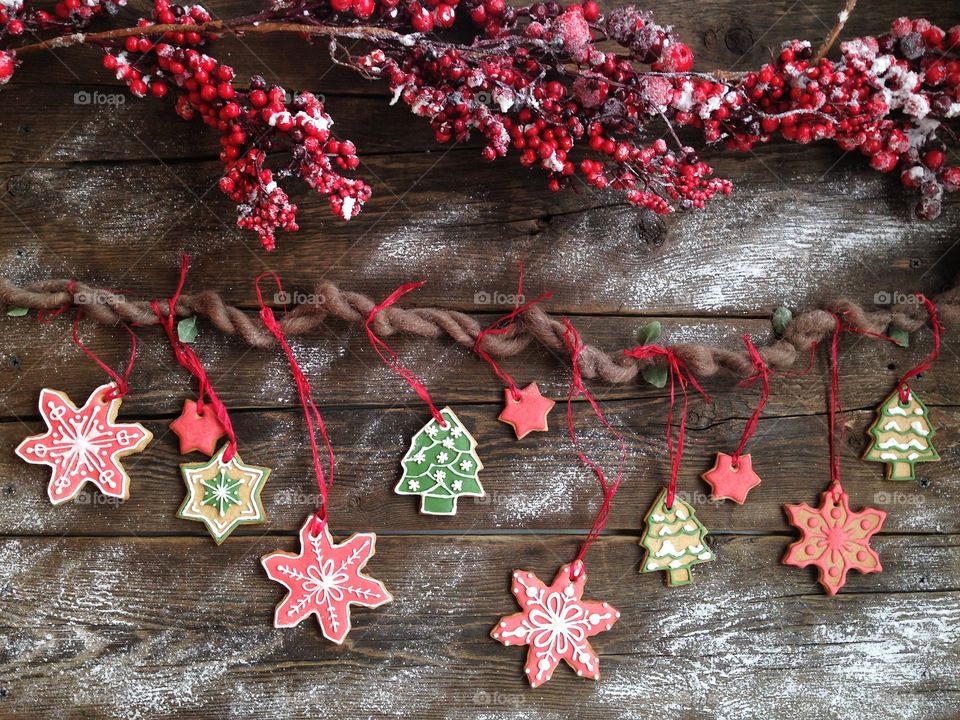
[261, 515, 394, 644]
[702, 452, 761, 504]
[498, 383, 555, 440]
[169, 398, 226, 456]
[783, 482, 887, 595]
[15, 383, 153, 505]
[491, 561, 620, 687]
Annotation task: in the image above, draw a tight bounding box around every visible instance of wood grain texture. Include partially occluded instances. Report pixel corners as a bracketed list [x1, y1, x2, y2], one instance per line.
[1, 535, 958, 719]
[1, 0, 959, 717]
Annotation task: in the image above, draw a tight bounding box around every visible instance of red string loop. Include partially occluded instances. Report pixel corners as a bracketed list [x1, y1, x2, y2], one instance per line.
[70, 310, 137, 402]
[37, 280, 78, 324]
[473, 262, 553, 400]
[622, 344, 711, 510]
[256, 272, 334, 536]
[365, 281, 446, 427]
[152, 254, 238, 461]
[731, 335, 769, 464]
[561, 320, 627, 579]
[828, 314, 844, 491]
[896, 294, 941, 403]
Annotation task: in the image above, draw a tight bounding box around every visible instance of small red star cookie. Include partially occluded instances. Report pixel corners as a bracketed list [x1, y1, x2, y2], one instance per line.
[498, 383, 555, 440]
[702, 452, 761, 504]
[170, 399, 226, 456]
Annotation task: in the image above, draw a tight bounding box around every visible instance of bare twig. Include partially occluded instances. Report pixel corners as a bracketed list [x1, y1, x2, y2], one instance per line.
[815, 0, 858, 61]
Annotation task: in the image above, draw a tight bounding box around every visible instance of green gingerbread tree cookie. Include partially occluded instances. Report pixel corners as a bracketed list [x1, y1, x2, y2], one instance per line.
[396, 407, 484, 515]
[863, 388, 939, 481]
[640, 488, 713, 586]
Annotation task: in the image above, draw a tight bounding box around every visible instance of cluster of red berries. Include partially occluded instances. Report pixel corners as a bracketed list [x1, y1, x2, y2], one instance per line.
[98, 0, 371, 249]
[3, 0, 957, 243]
[318, 0, 460, 33]
[0, 0, 124, 83]
[359, 2, 730, 214]
[356, 6, 957, 219]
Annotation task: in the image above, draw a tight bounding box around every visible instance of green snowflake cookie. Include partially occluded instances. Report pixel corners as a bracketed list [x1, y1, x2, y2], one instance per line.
[396, 407, 484, 515]
[639, 488, 713, 586]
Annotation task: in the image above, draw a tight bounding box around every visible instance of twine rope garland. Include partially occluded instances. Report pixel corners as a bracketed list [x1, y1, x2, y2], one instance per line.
[2, 274, 957, 383]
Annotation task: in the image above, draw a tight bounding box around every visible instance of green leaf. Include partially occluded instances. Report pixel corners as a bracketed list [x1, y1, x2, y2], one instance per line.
[177, 316, 199, 343]
[889, 326, 909, 348]
[635, 321, 662, 345]
[772, 306, 792, 336]
[642, 364, 668, 388]
[5, 307, 28, 317]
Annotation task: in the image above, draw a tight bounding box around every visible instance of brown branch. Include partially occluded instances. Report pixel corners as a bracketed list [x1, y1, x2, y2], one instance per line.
[12, 19, 406, 56]
[2, 275, 956, 385]
[815, 0, 858, 61]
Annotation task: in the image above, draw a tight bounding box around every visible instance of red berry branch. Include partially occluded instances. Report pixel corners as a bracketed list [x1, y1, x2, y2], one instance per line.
[4, 2, 959, 249]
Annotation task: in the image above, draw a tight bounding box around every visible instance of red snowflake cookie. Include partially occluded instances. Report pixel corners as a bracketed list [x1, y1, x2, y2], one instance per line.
[783, 483, 887, 595]
[15, 384, 153, 504]
[491, 561, 620, 687]
[261, 516, 393, 644]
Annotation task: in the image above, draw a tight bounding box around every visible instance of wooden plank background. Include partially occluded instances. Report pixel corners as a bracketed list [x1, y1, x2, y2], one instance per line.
[1, 0, 959, 717]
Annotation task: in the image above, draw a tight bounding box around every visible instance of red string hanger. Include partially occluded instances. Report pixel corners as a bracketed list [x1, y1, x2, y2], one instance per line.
[782, 314, 887, 596]
[160, 260, 271, 545]
[15, 305, 153, 506]
[152, 254, 238, 461]
[621, 343, 711, 510]
[367, 282, 485, 517]
[473, 261, 556, 440]
[859, 293, 943, 481]
[560, 320, 627, 578]
[257, 272, 394, 644]
[255, 272, 334, 537]
[623, 341, 713, 587]
[701, 335, 768, 504]
[489, 319, 624, 689]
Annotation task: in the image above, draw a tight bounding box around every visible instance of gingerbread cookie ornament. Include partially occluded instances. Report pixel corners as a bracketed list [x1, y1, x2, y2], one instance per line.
[178, 443, 270, 544]
[498, 383, 555, 439]
[396, 407, 484, 515]
[169, 398, 227, 456]
[16, 383, 153, 504]
[639, 488, 714, 586]
[702, 452, 761, 503]
[491, 562, 620, 687]
[262, 516, 393, 644]
[783, 482, 886, 595]
[863, 387, 939, 481]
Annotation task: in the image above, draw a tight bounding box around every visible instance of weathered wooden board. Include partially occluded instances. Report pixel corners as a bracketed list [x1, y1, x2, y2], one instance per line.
[8, 0, 957, 88]
[2, 0, 959, 717]
[2, 313, 955, 416]
[1, 147, 957, 316]
[1, 535, 958, 719]
[2, 400, 957, 535]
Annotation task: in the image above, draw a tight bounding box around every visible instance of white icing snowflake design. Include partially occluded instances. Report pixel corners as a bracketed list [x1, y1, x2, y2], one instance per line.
[262, 518, 393, 644]
[491, 562, 620, 687]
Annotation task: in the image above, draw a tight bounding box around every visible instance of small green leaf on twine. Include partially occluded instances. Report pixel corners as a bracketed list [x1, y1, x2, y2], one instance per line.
[772, 306, 792, 336]
[641, 364, 668, 388]
[889, 326, 909, 348]
[177, 316, 199, 343]
[635, 320, 662, 345]
[6, 307, 29, 317]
